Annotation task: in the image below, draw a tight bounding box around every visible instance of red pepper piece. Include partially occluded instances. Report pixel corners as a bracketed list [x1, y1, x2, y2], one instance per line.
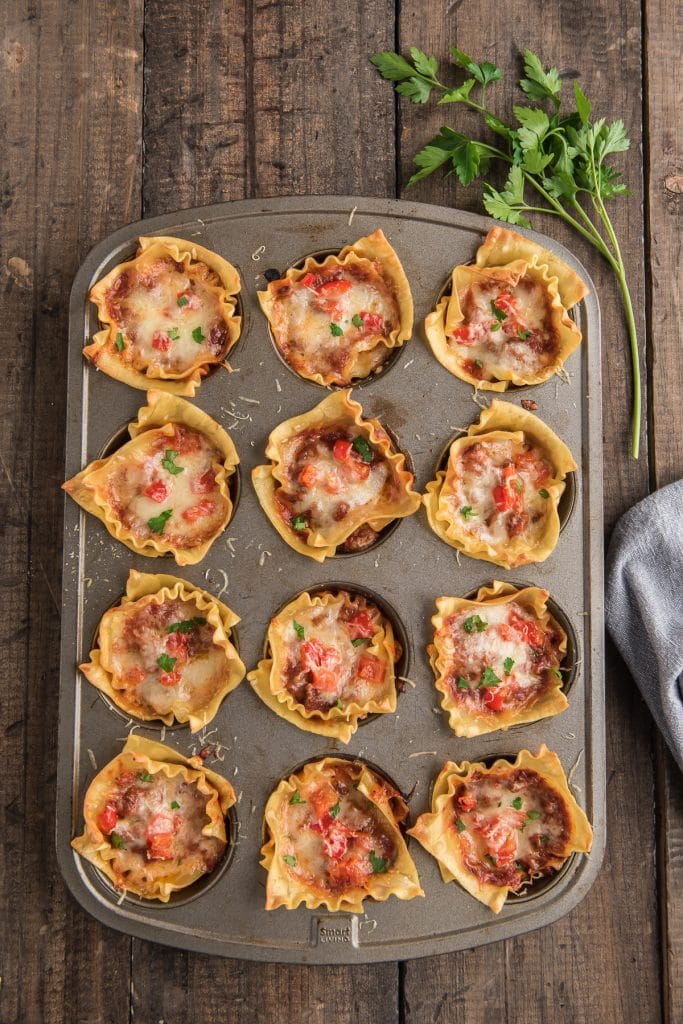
[182, 499, 215, 522]
[97, 804, 118, 836]
[144, 479, 170, 503]
[333, 439, 352, 462]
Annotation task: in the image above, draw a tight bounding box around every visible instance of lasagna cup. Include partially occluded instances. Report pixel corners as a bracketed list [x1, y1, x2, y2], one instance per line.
[430, 581, 568, 737]
[409, 746, 592, 913]
[423, 400, 576, 569]
[81, 570, 245, 733]
[425, 226, 587, 390]
[85, 235, 241, 396]
[252, 390, 420, 561]
[261, 757, 423, 912]
[249, 588, 400, 742]
[63, 390, 239, 565]
[257, 229, 413, 386]
[72, 735, 236, 902]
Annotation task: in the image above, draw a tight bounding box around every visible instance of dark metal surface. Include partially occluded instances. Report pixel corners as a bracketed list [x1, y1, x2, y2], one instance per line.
[57, 195, 604, 963]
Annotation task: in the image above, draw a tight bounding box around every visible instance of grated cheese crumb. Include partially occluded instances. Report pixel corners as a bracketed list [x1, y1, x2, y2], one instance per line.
[215, 569, 229, 600]
[238, 396, 260, 405]
[251, 244, 266, 261]
[259, 550, 272, 567]
[348, 205, 358, 226]
[87, 748, 98, 770]
[403, 358, 414, 369]
[408, 751, 437, 758]
[398, 676, 416, 688]
[567, 749, 583, 791]
[275, 378, 281, 393]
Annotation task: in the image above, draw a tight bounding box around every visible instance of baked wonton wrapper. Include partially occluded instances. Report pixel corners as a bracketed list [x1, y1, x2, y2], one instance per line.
[408, 745, 592, 913]
[252, 389, 420, 561]
[257, 228, 413, 386]
[63, 390, 239, 565]
[423, 400, 576, 569]
[72, 735, 236, 902]
[85, 235, 241, 396]
[425, 227, 588, 390]
[430, 581, 568, 737]
[248, 589, 399, 742]
[81, 570, 245, 732]
[261, 757, 423, 912]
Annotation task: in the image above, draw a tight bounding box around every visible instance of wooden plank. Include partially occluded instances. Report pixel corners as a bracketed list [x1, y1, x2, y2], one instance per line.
[132, 4, 399, 1020]
[396, 2, 659, 1021]
[0, 1, 143, 1021]
[645, 0, 683, 1021]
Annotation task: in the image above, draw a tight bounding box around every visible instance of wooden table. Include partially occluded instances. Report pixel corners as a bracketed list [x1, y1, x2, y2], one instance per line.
[2, 1, 681, 1021]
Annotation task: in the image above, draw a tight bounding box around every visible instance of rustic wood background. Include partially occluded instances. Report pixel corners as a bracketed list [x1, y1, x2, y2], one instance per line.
[1, 0, 681, 1021]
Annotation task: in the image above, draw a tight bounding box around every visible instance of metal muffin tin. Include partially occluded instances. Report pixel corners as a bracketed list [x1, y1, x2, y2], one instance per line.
[57, 195, 605, 963]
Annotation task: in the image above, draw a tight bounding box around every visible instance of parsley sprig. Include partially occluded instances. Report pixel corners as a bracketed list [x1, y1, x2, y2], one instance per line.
[371, 45, 641, 457]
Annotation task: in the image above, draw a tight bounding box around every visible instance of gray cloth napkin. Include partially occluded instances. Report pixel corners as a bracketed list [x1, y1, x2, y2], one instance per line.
[606, 479, 683, 772]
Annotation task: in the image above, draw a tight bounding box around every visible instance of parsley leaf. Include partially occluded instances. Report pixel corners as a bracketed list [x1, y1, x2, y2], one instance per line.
[352, 637, 365, 647]
[460, 505, 477, 519]
[192, 326, 205, 344]
[457, 676, 470, 690]
[504, 657, 515, 675]
[156, 653, 176, 673]
[289, 791, 305, 804]
[148, 509, 172, 534]
[177, 295, 189, 308]
[291, 514, 307, 531]
[551, 667, 563, 680]
[110, 832, 125, 850]
[352, 435, 373, 462]
[351, 313, 363, 327]
[138, 772, 153, 783]
[168, 327, 180, 341]
[455, 817, 467, 832]
[539, 487, 550, 499]
[449, 47, 502, 90]
[408, 126, 490, 187]
[369, 850, 387, 874]
[329, 802, 341, 819]
[370, 51, 419, 83]
[464, 614, 487, 633]
[490, 299, 507, 323]
[519, 49, 562, 108]
[518, 327, 531, 340]
[283, 854, 297, 867]
[171, 800, 180, 809]
[512, 796, 523, 810]
[115, 331, 125, 352]
[293, 621, 305, 640]
[161, 449, 184, 475]
[335, 698, 344, 710]
[329, 322, 344, 337]
[479, 666, 501, 688]
[166, 617, 207, 634]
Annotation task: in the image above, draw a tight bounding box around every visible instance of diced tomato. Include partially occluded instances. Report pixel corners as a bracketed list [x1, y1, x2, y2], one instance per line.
[147, 833, 175, 860]
[457, 792, 477, 812]
[123, 665, 146, 685]
[347, 611, 376, 640]
[333, 439, 353, 462]
[301, 272, 317, 288]
[356, 654, 385, 684]
[483, 687, 506, 712]
[493, 291, 516, 316]
[97, 804, 118, 836]
[451, 325, 476, 345]
[492, 485, 512, 512]
[190, 469, 216, 495]
[176, 290, 200, 310]
[359, 310, 384, 334]
[300, 640, 342, 692]
[310, 816, 350, 860]
[515, 448, 550, 487]
[471, 810, 525, 868]
[165, 631, 188, 662]
[159, 668, 181, 687]
[348, 459, 371, 482]
[509, 610, 544, 648]
[144, 479, 169, 503]
[152, 331, 172, 352]
[308, 784, 340, 820]
[327, 857, 370, 887]
[182, 499, 215, 523]
[324, 471, 341, 494]
[317, 279, 352, 297]
[462, 357, 484, 379]
[298, 464, 318, 489]
[147, 813, 175, 836]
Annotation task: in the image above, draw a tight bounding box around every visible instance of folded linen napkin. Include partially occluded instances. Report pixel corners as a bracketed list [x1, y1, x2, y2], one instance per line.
[606, 479, 683, 772]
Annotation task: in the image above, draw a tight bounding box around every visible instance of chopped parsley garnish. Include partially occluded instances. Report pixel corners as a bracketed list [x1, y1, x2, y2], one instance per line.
[518, 327, 531, 340]
[352, 435, 373, 463]
[521, 810, 542, 830]
[177, 296, 189, 308]
[514, 478, 523, 492]
[369, 850, 387, 874]
[479, 666, 501, 688]
[166, 617, 207, 634]
[192, 326, 205, 344]
[283, 854, 297, 867]
[329, 802, 341, 819]
[491, 299, 507, 323]
[293, 621, 305, 639]
[291, 514, 307, 531]
[485, 853, 497, 866]
[289, 791, 305, 804]
[551, 667, 563, 680]
[171, 800, 180, 809]
[503, 657, 515, 675]
[455, 817, 466, 832]
[161, 449, 184, 475]
[539, 487, 550, 499]
[512, 795, 523, 810]
[490, 321, 502, 332]
[111, 832, 125, 849]
[540, 834, 550, 844]
[115, 331, 125, 352]
[352, 313, 363, 328]
[460, 505, 477, 519]
[329, 322, 344, 337]
[148, 509, 172, 534]
[464, 614, 488, 633]
[352, 637, 366, 647]
[156, 653, 177, 673]
[138, 772, 153, 783]
[456, 676, 470, 690]
[168, 327, 180, 341]
[474, 358, 484, 368]
[335, 698, 344, 710]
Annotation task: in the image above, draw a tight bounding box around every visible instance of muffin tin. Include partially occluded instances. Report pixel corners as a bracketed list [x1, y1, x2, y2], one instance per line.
[57, 195, 605, 963]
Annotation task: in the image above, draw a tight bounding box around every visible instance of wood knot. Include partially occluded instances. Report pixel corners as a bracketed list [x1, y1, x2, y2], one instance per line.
[664, 174, 683, 195]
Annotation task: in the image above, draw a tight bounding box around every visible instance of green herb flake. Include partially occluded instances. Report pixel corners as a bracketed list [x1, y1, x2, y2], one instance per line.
[369, 850, 387, 874]
[168, 327, 180, 341]
[491, 300, 507, 323]
[166, 616, 207, 634]
[148, 509, 172, 534]
[460, 505, 477, 519]
[171, 800, 180, 809]
[291, 514, 307, 532]
[335, 698, 344, 710]
[283, 854, 297, 867]
[539, 487, 550, 499]
[156, 653, 177, 673]
[115, 331, 125, 352]
[289, 791, 305, 805]
[110, 832, 126, 850]
[138, 772, 153, 783]
[329, 802, 341, 819]
[479, 666, 501, 688]
[455, 817, 467, 832]
[485, 853, 497, 866]
[521, 809, 542, 830]
[161, 449, 184, 475]
[464, 614, 488, 634]
[352, 313, 363, 328]
[490, 321, 502, 332]
[329, 322, 344, 337]
[352, 637, 366, 647]
[456, 676, 470, 690]
[551, 667, 563, 680]
[192, 326, 205, 344]
[293, 621, 305, 640]
[177, 296, 189, 308]
[518, 327, 531, 340]
[514, 478, 523, 493]
[503, 657, 515, 676]
[352, 435, 373, 463]
[540, 834, 550, 844]
[512, 795, 523, 810]
[474, 358, 484, 368]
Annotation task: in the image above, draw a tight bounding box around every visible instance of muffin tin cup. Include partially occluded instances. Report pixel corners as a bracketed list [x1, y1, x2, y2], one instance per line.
[58, 195, 605, 963]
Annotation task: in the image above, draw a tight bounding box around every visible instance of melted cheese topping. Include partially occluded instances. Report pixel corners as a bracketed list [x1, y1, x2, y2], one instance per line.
[453, 768, 571, 890]
[106, 425, 230, 550]
[105, 597, 230, 719]
[437, 602, 563, 716]
[100, 770, 225, 891]
[450, 278, 556, 383]
[278, 597, 391, 712]
[268, 263, 400, 384]
[443, 437, 552, 550]
[280, 765, 396, 895]
[105, 255, 231, 375]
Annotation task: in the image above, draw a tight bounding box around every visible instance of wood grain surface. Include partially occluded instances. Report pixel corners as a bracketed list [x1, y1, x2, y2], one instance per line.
[1, 1, 680, 1022]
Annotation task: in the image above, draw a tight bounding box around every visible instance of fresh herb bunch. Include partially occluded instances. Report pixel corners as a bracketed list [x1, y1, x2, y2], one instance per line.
[371, 46, 641, 457]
